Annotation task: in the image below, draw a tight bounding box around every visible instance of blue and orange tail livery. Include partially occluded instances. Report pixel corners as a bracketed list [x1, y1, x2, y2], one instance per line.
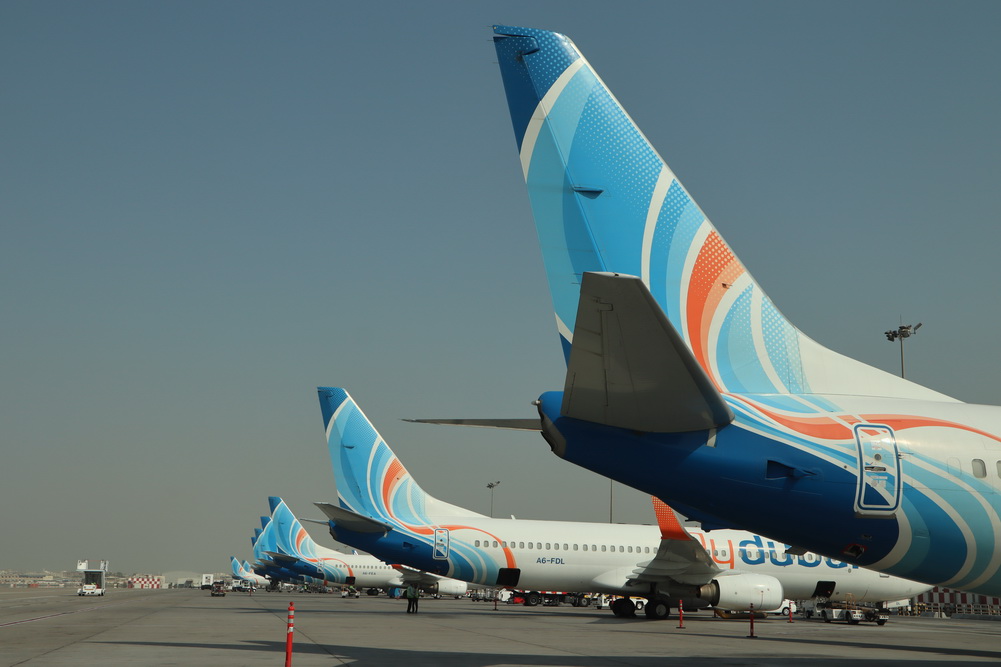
[318, 387, 479, 525]
[492, 25, 947, 402]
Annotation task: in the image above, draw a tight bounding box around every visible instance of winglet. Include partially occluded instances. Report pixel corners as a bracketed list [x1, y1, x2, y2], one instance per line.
[652, 498, 694, 541]
[562, 272, 734, 432]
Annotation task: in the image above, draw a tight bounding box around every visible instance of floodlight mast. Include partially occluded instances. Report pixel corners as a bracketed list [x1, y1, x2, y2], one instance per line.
[884, 323, 922, 378]
[486, 481, 500, 518]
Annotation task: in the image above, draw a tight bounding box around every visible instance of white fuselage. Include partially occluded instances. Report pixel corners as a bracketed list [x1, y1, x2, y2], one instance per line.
[422, 514, 929, 602]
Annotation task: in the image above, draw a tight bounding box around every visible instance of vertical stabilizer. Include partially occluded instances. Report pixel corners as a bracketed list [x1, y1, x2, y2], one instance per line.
[492, 25, 952, 402]
[269, 496, 323, 562]
[318, 387, 482, 527]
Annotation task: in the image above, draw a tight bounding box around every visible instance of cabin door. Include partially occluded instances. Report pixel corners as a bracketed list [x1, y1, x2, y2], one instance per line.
[853, 424, 901, 516]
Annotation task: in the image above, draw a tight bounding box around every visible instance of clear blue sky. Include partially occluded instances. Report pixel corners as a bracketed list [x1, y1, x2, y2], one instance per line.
[2, 1, 999, 574]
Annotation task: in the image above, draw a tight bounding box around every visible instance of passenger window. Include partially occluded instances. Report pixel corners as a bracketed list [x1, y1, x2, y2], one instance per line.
[553, 543, 559, 551]
[537, 542, 542, 549]
[563, 543, 568, 550]
[619, 546, 624, 553]
[973, 459, 987, 478]
[493, 541, 499, 548]
[582, 544, 588, 551]
[546, 543, 551, 550]
[627, 546, 633, 553]
[573, 544, 578, 551]
[601, 545, 606, 552]
[519, 541, 524, 549]
[475, 540, 480, 547]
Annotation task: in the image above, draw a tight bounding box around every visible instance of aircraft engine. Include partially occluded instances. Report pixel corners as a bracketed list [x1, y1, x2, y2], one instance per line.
[428, 580, 467, 597]
[697, 573, 783, 611]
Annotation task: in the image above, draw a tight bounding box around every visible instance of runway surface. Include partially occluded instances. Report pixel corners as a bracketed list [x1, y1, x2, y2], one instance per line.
[2, 588, 1000, 665]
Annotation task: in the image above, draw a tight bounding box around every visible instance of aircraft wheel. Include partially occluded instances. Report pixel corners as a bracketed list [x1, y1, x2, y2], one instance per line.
[579, 596, 590, 607]
[877, 619, 887, 626]
[644, 598, 671, 620]
[610, 598, 636, 618]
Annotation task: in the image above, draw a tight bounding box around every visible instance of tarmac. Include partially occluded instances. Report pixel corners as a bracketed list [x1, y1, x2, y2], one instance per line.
[2, 587, 1001, 666]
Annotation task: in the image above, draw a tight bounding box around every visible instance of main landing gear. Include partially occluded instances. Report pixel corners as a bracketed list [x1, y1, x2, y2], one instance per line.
[610, 596, 672, 620]
[643, 596, 671, 620]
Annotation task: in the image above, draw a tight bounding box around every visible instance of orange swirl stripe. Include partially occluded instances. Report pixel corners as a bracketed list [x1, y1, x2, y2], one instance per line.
[686, 232, 744, 386]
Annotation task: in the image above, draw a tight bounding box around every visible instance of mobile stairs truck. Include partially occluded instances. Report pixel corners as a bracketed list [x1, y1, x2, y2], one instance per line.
[76, 560, 108, 596]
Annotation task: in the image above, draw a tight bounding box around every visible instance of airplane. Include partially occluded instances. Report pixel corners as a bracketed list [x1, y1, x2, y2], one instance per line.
[230, 556, 268, 588]
[315, 387, 929, 618]
[250, 514, 317, 585]
[264, 496, 467, 597]
[481, 24, 1001, 596]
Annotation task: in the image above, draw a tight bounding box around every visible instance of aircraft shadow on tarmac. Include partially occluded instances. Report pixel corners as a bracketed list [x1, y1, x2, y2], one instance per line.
[97, 635, 1001, 665]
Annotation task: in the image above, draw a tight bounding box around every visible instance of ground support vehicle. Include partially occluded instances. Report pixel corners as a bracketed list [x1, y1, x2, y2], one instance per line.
[804, 598, 890, 625]
[511, 591, 591, 607]
[77, 569, 106, 596]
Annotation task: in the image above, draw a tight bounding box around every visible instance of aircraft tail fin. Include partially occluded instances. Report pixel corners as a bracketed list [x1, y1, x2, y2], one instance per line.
[268, 496, 325, 564]
[318, 387, 483, 527]
[492, 25, 953, 402]
[253, 517, 276, 563]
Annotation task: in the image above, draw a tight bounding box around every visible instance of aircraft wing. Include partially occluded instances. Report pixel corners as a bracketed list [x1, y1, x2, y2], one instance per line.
[563, 272, 734, 432]
[627, 499, 720, 586]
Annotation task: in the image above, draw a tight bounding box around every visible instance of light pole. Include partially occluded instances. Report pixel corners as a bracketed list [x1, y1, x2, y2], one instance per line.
[609, 479, 614, 523]
[884, 323, 922, 378]
[487, 481, 500, 518]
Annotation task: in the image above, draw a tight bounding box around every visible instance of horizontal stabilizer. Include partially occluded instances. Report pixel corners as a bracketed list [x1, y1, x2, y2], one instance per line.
[300, 518, 329, 526]
[314, 502, 394, 534]
[563, 272, 734, 432]
[404, 418, 540, 431]
[265, 551, 297, 564]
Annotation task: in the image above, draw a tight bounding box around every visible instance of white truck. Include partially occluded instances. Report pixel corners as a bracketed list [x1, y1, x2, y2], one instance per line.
[200, 574, 214, 590]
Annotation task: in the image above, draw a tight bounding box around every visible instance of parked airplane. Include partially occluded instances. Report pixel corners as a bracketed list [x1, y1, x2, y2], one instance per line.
[230, 556, 268, 588]
[264, 496, 467, 597]
[315, 387, 928, 618]
[251, 515, 317, 585]
[486, 25, 1001, 595]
